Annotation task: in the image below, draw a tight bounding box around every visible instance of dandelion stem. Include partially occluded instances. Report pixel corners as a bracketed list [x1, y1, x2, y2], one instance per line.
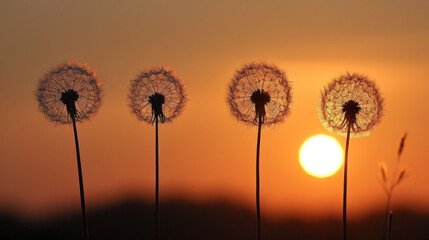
[71, 115, 89, 240]
[155, 116, 160, 240]
[256, 114, 262, 240]
[342, 121, 351, 240]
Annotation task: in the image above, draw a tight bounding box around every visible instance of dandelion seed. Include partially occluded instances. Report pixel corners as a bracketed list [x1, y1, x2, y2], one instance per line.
[319, 72, 384, 240]
[35, 60, 102, 240]
[227, 62, 292, 240]
[128, 66, 187, 240]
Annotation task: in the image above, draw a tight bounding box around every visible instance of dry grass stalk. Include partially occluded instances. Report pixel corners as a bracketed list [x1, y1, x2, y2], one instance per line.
[379, 133, 409, 240]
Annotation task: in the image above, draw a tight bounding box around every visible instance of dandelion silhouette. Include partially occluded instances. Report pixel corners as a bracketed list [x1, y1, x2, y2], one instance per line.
[129, 66, 186, 240]
[379, 133, 408, 240]
[36, 60, 102, 240]
[319, 72, 384, 240]
[227, 62, 292, 240]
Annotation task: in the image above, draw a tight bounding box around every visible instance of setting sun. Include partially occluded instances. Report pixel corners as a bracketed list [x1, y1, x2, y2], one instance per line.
[299, 134, 343, 178]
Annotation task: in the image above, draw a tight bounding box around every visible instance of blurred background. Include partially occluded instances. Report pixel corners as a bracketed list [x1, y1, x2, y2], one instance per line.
[0, 0, 428, 239]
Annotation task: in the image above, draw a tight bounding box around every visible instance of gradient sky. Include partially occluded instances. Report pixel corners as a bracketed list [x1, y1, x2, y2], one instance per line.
[1, 0, 428, 220]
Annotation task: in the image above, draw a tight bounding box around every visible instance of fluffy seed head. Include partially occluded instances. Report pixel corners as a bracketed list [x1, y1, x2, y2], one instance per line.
[319, 72, 384, 137]
[227, 62, 292, 127]
[129, 66, 187, 124]
[36, 60, 102, 124]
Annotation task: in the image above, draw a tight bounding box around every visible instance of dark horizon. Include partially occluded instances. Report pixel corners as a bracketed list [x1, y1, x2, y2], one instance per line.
[1, 197, 428, 240]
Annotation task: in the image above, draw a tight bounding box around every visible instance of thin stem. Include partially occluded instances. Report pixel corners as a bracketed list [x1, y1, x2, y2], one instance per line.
[71, 115, 89, 240]
[383, 194, 392, 240]
[388, 211, 392, 240]
[342, 121, 351, 240]
[256, 114, 262, 240]
[155, 116, 160, 240]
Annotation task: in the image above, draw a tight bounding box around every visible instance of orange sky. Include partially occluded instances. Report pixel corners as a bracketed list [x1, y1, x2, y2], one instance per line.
[0, 0, 428, 220]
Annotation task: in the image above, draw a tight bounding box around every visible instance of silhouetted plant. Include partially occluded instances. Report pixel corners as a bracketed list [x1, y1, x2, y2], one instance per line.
[36, 60, 102, 240]
[129, 66, 186, 240]
[319, 72, 384, 240]
[379, 133, 408, 240]
[227, 62, 292, 240]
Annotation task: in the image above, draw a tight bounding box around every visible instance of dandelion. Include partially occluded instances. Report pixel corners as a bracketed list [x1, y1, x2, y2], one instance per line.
[129, 66, 186, 240]
[379, 133, 409, 240]
[36, 60, 102, 240]
[227, 62, 292, 240]
[37, 61, 102, 125]
[319, 72, 384, 240]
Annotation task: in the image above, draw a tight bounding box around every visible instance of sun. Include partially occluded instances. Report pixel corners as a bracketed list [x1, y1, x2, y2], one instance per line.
[299, 134, 344, 178]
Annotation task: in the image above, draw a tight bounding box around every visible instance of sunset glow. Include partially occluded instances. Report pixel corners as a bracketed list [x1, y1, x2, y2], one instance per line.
[1, 0, 428, 239]
[299, 134, 343, 178]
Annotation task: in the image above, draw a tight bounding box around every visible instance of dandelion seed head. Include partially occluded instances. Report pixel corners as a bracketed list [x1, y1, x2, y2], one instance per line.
[36, 60, 103, 125]
[319, 72, 384, 137]
[128, 66, 187, 124]
[227, 62, 292, 127]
